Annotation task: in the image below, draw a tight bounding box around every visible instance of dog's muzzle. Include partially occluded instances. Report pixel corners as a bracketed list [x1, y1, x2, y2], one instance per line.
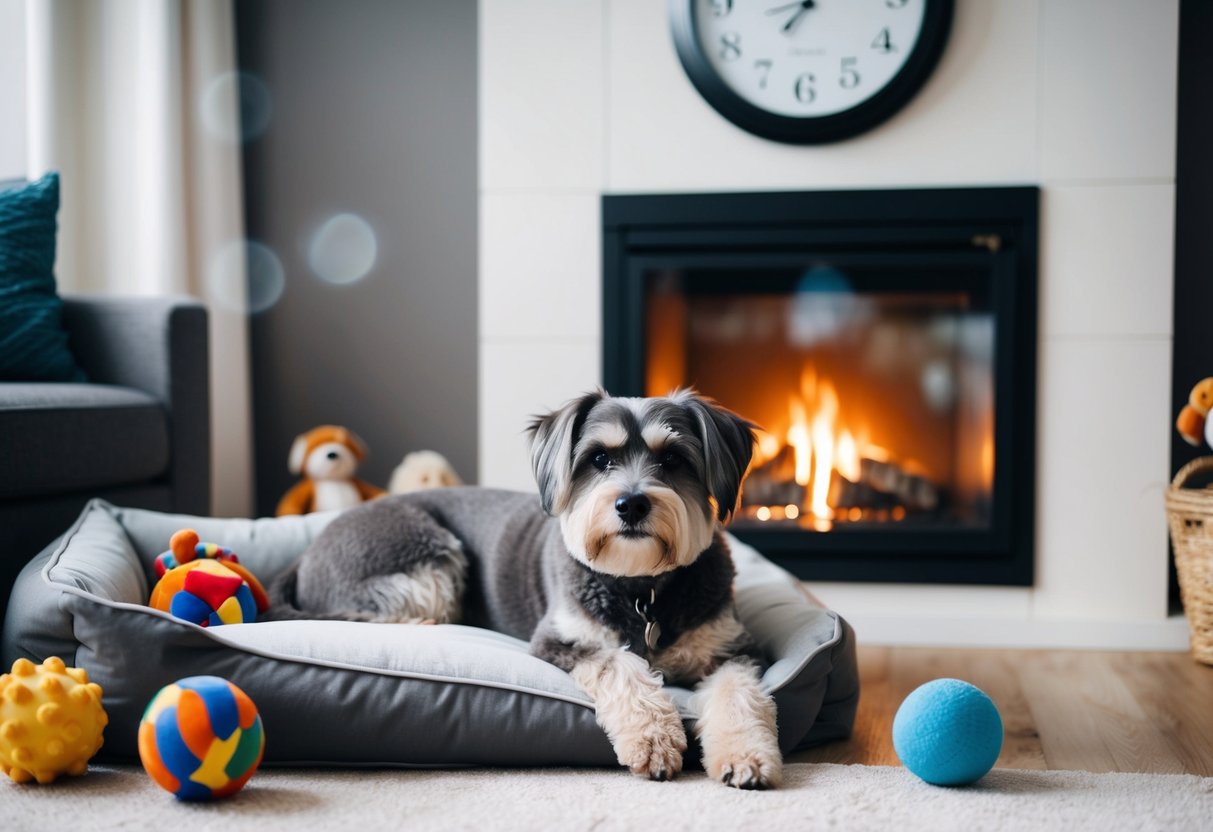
[614, 492, 652, 529]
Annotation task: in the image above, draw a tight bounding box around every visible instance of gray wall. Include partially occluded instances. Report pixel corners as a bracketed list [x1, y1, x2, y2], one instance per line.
[237, 0, 477, 516]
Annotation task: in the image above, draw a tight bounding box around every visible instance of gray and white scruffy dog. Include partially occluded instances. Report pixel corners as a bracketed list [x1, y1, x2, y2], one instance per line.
[269, 388, 781, 788]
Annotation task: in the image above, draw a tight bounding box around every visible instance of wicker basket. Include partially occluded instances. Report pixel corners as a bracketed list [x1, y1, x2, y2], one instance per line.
[1165, 456, 1213, 665]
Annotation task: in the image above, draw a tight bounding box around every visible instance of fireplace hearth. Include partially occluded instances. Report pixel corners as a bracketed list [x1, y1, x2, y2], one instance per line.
[603, 188, 1039, 585]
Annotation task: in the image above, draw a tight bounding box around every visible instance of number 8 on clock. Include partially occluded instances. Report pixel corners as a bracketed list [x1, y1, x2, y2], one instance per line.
[669, 0, 954, 144]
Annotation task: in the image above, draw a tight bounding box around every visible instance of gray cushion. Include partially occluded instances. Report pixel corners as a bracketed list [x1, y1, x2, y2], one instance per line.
[2, 499, 859, 767]
[0, 383, 168, 499]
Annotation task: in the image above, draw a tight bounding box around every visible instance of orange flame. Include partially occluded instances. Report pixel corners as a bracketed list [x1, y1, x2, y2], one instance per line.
[753, 364, 893, 524]
[786, 398, 811, 486]
[809, 382, 838, 519]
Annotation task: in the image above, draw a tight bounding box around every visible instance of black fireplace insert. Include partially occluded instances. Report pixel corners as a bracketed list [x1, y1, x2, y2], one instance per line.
[602, 188, 1038, 585]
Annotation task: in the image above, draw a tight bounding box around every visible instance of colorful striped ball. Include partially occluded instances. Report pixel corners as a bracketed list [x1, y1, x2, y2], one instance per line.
[138, 676, 265, 800]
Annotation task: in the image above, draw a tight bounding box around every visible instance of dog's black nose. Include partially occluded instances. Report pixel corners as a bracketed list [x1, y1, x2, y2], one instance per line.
[615, 493, 651, 525]
[326, 451, 339, 460]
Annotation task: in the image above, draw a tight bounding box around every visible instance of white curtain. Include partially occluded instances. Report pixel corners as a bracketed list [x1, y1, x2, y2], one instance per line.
[24, 0, 253, 517]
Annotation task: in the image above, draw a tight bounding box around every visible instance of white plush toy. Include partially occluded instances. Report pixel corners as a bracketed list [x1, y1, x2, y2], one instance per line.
[388, 450, 463, 494]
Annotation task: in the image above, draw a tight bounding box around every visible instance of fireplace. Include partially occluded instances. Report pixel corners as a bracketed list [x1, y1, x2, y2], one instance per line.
[603, 188, 1038, 585]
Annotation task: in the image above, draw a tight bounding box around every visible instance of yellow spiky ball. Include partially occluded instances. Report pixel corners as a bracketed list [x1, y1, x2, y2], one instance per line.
[0, 656, 107, 784]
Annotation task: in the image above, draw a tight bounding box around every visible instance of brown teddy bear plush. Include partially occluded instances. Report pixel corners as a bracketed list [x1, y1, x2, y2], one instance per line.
[276, 425, 386, 516]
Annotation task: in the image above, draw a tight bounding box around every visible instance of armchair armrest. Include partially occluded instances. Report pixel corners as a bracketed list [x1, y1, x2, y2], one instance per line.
[60, 294, 211, 515]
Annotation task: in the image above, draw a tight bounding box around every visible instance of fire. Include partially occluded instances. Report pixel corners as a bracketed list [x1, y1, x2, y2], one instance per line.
[752, 365, 886, 526]
[786, 400, 811, 486]
[809, 384, 836, 520]
[836, 430, 859, 483]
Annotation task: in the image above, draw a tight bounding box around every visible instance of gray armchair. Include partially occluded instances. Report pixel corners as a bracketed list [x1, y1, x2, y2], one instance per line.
[0, 295, 210, 628]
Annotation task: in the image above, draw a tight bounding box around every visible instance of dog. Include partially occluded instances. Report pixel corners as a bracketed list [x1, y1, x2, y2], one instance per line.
[268, 388, 781, 788]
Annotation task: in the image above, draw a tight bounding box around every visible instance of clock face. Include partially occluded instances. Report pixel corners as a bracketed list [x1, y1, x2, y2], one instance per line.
[696, 0, 926, 118]
[670, 0, 953, 144]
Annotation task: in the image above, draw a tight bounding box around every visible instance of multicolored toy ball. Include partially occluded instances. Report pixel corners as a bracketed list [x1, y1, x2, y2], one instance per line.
[154, 529, 242, 577]
[892, 678, 1003, 786]
[149, 560, 264, 626]
[138, 676, 265, 800]
[148, 530, 269, 626]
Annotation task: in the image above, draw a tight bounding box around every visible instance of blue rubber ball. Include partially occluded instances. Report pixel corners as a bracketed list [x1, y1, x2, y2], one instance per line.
[892, 678, 1003, 786]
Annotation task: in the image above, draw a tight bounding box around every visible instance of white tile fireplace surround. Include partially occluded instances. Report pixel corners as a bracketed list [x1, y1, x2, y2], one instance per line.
[476, 0, 1187, 649]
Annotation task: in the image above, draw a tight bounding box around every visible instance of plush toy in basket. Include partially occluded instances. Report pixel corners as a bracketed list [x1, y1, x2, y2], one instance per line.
[1167, 377, 1213, 666]
[1175, 377, 1213, 448]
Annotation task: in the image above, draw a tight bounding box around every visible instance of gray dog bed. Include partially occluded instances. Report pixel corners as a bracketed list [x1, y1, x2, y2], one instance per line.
[2, 499, 858, 767]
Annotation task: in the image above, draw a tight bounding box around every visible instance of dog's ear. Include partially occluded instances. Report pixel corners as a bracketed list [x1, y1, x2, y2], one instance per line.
[527, 389, 604, 515]
[676, 390, 756, 522]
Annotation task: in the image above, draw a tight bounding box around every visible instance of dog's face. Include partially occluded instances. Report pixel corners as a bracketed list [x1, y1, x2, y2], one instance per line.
[528, 389, 755, 577]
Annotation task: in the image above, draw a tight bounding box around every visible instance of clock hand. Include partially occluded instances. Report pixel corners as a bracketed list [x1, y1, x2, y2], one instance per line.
[764, 1, 810, 14]
[765, 0, 816, 33]
[781, 8, 807, 32]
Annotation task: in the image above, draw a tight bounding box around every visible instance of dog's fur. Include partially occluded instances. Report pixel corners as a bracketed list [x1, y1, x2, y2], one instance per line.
[268, 389, 781, 788]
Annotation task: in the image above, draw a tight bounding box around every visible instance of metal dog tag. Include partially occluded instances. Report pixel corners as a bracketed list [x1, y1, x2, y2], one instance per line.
[644, 619, 662, 652]
[636, 588, 661, 653]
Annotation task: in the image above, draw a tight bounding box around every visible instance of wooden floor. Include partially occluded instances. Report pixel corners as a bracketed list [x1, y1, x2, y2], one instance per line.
[788, 646, 1213, 775]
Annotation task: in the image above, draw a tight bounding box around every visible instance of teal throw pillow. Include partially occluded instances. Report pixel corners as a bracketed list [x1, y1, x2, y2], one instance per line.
[0, 172, 86, 382]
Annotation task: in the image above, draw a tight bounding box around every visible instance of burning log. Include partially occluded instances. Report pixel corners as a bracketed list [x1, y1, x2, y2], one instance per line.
[743, 447, 940, 518]
[742, 474, 807, 508]
[827, 470, 899, 511]
[743, 446, 807, 507]
[858, 458, 939, 512]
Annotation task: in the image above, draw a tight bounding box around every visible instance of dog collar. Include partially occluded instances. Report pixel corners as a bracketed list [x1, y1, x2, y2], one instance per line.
[634, 587, 662, 653]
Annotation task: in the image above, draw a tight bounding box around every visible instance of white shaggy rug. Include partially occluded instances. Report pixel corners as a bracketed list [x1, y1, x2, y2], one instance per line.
[7, 763, 1213, 831]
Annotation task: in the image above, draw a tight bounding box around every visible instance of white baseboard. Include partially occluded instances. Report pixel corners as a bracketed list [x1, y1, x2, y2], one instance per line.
[846, 612, 1193, 651]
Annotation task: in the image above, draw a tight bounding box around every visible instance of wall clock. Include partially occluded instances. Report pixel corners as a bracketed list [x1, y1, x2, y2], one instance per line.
[669, 0, 954, 144]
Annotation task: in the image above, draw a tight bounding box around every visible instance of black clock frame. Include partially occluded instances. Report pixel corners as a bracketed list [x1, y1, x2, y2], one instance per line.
[668, 0, 955, 145]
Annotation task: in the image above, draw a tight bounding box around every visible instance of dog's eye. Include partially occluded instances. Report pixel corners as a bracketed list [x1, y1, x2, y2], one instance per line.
[592, 451, 612, 471]
[659, 450, 682, 471]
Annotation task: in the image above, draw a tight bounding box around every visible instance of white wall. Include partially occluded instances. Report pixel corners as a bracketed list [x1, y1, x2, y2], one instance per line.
[0, 0, 27, 178]
[478, 0, 1186, 649]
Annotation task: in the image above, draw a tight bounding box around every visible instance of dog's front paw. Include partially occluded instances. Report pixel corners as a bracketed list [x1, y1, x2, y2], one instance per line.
[614, 712, 687, 781]
[707, 748, 781, 790]
[570, 649, 688, 782]
[693, 658, 783, 789]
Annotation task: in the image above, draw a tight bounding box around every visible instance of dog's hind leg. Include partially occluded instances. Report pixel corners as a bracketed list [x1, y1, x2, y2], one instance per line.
[284, 497, 468, 623]
[353, 553, 467, 624]
[691, 657, 782, 789]
[345, 519, 468, 624]
[263, 561, 376, 622]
